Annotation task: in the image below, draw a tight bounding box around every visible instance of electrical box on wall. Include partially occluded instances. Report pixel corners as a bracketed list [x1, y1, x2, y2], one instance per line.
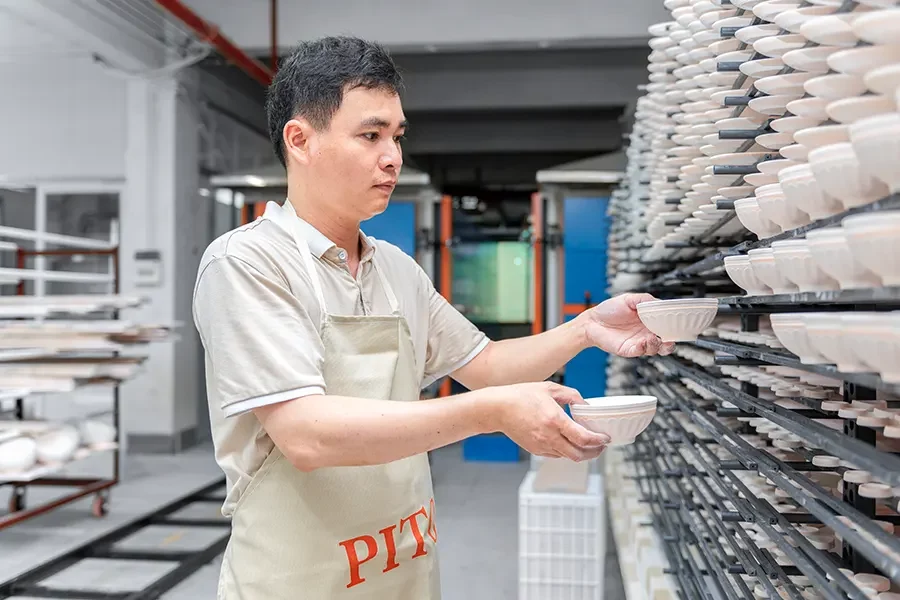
[134, 250, 162, 287]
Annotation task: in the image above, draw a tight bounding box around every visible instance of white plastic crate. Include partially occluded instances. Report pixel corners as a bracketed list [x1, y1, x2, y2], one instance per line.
[518, 471, 606, 600]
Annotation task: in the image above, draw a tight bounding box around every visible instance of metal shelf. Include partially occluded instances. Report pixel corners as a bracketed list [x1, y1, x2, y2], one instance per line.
[629, 390, 872, 599]
[643, 409, 850, 600]
[719, 287, 900, 311]
[641, 193, 900, 289]
[690, 337, 900, 395]
[642, 372, 900, 589]
[654, 355, 900, 488]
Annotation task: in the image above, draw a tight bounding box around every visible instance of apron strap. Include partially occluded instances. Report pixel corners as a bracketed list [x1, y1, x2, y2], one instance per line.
[370, 255, 402, 315]
[283, 203, 329, 316]
[282, 200, 402, 317]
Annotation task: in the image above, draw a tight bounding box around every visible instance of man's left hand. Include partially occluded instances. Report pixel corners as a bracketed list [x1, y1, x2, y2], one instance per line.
[579, 293, 676, 358]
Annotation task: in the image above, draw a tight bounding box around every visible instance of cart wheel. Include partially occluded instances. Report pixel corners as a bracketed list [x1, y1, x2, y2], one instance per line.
[91, 493, 108, 518]
[8, 488, 25, 513]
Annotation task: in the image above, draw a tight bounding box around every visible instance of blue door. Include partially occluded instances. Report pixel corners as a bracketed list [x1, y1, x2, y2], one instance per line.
[562, 196, 611, 399]
[362, 201, 416, 257]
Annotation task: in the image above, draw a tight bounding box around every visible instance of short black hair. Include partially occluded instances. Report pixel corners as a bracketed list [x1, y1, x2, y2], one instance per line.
[265, 36, 404, 167]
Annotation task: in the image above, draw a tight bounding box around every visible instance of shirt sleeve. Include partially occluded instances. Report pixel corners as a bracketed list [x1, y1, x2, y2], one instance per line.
[420, 269, 490, 388]
[193, 255, 326, 417]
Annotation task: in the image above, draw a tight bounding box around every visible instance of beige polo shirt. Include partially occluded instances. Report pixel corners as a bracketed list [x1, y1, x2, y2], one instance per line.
[192, 200, 488, 516]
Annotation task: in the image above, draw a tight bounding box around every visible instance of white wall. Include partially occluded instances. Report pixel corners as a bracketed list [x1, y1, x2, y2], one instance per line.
[0, 57, 128, 182]
[0, 56, 270, 449]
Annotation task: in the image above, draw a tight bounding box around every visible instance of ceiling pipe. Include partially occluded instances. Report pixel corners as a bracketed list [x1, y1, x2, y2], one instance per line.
[153, 0, 274, 87]
[270, 0, 278, 73]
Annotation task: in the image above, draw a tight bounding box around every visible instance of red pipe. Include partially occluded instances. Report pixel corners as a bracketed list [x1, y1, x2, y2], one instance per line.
[270, 0, 278, 73]
[154, 0, 275, 87]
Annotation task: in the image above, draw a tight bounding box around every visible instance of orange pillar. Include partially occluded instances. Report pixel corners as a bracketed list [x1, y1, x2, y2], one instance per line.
[253, 202, 266, 220]
[531, 192, 544, 336]
[439, 195, 453, 397]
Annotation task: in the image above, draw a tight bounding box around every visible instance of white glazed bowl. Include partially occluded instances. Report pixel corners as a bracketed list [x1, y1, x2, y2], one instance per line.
[849, 113, 900, 193]
[807, 143, 889, 210]
[826, 95, 896, 124]
[827, 45, 900, 77]
[793, 124, 849, 153]
[749, 248, 799, 295]
[840, 313, 900, 383]
[756, 189, 811, 231]
[800, 12, 871, 47]
[803, 313, 871, 373]
[787, 96, 829, 120]
[778, 164, 844, 221]
[842, 212, 900, 286]
[34, 426, 80, 464]
[636, 298, 720, 342]
[0, 437, 38, 473]
[806, 228, 882, 290]
[770, 314, 831, 364]
[771, 240, 839, 293]
[864, 63, 900, 96]
[734, 198, 781, 239]
[775, 6, 838, 34]
[571, 396, 658, 446]
[804, 72, 868, 100]
[782, 45, 841, 74]
[724, 255, 772, 296]
[851, 9, 900, 45]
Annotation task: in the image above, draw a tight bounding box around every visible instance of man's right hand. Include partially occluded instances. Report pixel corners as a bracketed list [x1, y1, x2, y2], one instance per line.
[488, 382, 610, 462]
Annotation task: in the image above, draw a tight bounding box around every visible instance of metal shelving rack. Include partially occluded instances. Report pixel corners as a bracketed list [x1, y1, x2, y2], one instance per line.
[0, 240, 126, 528]
[614, 291, 900, 598]
[609, 0, 900, 596]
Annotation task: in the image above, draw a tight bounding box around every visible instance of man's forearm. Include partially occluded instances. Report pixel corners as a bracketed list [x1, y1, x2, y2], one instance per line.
[254, 390, 501, 471]
[456, 317, 589, 389]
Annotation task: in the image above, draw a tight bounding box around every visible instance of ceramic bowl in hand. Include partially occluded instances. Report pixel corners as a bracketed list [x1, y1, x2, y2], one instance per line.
[636, 298, 720, 342]
[570, 396, 658, 446]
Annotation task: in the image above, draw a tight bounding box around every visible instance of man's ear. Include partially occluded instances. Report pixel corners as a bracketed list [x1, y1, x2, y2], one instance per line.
[283, 118, 315, 165]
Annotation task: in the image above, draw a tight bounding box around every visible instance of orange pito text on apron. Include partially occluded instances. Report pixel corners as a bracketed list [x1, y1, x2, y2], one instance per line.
[339, 497, 438, 589]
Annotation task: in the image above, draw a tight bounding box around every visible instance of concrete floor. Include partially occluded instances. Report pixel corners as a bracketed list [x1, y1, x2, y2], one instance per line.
[0, 444, 626, 599]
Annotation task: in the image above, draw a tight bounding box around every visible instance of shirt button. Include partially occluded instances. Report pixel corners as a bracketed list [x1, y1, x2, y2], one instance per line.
[337, 249, 347, 261]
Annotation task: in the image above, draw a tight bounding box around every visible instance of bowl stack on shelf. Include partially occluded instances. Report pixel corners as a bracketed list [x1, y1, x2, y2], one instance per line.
[605, 2, 900, 598]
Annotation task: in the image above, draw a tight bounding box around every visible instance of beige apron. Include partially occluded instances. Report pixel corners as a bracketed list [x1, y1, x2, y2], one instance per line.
[218, 205, 440, 599]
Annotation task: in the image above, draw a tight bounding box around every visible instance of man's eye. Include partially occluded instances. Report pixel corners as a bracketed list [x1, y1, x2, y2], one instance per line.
[363, 132, 379, 141]
[394, 135, 406, 143]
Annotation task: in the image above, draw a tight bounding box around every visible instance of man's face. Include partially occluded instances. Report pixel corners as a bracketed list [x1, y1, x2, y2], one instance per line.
[305, 87, 406, 222]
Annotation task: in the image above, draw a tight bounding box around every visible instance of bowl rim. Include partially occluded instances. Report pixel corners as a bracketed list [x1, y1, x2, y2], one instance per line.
[842, 211, 900, 228]
[637, 298, 720, 310]
[576, 395, 659, 410]
[806, 227, 845, 240]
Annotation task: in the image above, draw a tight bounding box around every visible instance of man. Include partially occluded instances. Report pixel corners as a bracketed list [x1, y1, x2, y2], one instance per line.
[193, 36, 673, 600]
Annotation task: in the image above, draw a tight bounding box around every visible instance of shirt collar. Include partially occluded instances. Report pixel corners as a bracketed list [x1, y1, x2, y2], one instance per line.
[263, 200, 377, 262]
